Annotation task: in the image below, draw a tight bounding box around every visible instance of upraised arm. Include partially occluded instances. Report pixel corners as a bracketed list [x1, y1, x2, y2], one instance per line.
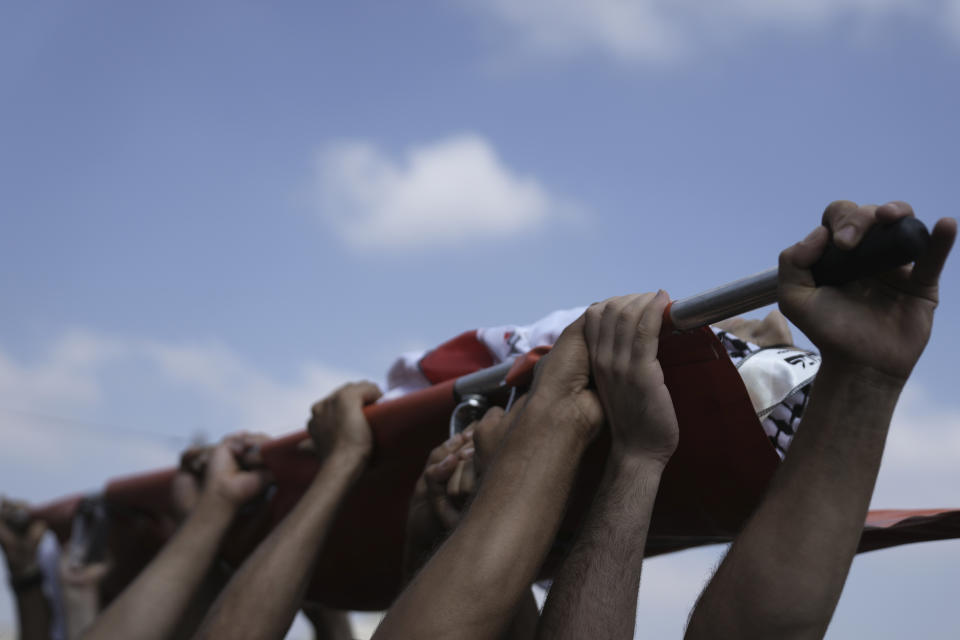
[193, 381, 381, 640]
[403, 404, 541, 640]
[685, 201, 957, 640]
[538, 291, 678, 640]
[82, 434, 271, 640]
[1, 500, 51, 640]
[374, 317, 604, 640]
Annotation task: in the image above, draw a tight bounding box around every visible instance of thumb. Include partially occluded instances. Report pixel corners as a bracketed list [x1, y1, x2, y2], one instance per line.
[779, 225, 828, 288]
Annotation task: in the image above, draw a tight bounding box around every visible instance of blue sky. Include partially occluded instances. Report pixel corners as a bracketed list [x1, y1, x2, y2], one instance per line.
[2, 1, 959, 637]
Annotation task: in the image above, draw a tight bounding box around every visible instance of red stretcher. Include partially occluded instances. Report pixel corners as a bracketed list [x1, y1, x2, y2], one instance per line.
[25, 218, 960, 610]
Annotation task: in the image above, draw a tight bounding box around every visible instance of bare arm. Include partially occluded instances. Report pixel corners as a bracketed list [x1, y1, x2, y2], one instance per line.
[193, 381, 380, 640]
[403, 409, 541, 640]
[0, 506, 51, 640]
[686, 202, 957, 639]
[538, 292, 678, 640]
[13, 579, 51, 640]
[59, 557, 110, 639]
[374, 317, 604, 640]
[82, 438, 270, 640]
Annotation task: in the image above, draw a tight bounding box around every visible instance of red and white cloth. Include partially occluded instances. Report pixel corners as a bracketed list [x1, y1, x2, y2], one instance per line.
[385, 306, 819, 457]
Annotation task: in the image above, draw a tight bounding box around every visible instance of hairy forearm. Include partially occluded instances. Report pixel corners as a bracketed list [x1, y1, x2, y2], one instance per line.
[686, 361, 903, 640]
[169, 563, 231, 640]
[194, 452, 362, 640]
[375, 400, 591, 640]
[83, 498, 234, 640]
[538, 453, 664, 640]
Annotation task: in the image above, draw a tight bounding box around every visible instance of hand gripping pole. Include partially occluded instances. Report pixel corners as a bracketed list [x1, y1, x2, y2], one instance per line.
[664, 217, 929, 333]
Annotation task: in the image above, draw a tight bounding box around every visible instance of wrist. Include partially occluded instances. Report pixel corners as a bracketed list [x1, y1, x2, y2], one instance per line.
[315, 445, 369, 486]
[194, 490, 240, 526]
[606, 449, 669, 481]
[522, 395, 599, 448]
[334, 442, 371, 469]
[817, 358, 908, 397]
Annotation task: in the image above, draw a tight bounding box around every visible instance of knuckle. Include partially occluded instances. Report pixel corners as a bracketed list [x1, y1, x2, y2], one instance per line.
[822, 199, 857, 225]
[585, 304, 603, 327]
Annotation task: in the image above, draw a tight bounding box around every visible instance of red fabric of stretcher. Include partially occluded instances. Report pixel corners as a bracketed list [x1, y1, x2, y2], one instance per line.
[29, 327, 960, 610]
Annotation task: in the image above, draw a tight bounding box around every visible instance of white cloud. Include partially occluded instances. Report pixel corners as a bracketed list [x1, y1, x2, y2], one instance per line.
[314, 133, 577, 250]
[871, 383, 960, 508]
[0, 330, 120, 410]
[142, 340, 361, 435]
[946, 0, 960, 39]
[0, 332, 360, 503]
[460, 0, 953, 63]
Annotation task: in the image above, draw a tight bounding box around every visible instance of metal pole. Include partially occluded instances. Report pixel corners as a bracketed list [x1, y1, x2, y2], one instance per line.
[668, 267, 778, 332]
[450, 269, 781, 397]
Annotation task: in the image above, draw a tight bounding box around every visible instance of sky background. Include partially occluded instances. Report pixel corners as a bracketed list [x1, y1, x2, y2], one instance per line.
[1, 1, 959, 638]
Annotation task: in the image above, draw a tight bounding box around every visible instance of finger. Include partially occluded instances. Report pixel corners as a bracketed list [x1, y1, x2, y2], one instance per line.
[584, 301, 605, 359]
[333, 381, 383, 427]
[456, 457, 477, 497]
[755, 309, 793, 347]
[597, 296, 632, 368]
[822, 200, 876, 250]
[712, 316, 746, 335]
[453, 434, 474, 455]
[425, 443, 449, 467]
[428, 433, 466, 466]
[632, 290, 669, 364]
[447, 458, 468, 497]
[874, 200, 914, 224]
[909, 217, 957, 291]
[343, 381, 384, 406]
[424, 454, 459, 495]
[612, 293, 656, 372]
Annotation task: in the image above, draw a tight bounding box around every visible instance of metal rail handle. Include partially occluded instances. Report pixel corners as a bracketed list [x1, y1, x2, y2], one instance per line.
[668, 216, 929, 331]
[455, 218, 930, 399]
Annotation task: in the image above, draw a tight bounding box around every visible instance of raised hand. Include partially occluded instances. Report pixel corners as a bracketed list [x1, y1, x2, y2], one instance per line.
[307, 381, 382, 465]
[527, 316, 604, 443]
[404, 430, 475, 575]
[0, 499, 46, 579]
[779, 200, 956, 382]
[171, 433, 273, 520]
[584, 291, 679, 465]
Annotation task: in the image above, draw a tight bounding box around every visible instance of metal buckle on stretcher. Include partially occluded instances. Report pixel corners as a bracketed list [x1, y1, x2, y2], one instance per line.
[449, 394, 489, 438]
[448, 356, 521, 437]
